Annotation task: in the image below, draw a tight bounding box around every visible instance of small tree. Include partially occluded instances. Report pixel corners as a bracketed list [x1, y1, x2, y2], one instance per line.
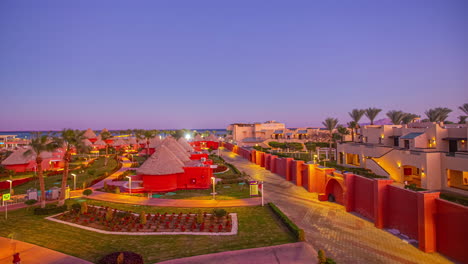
[81, 202, 88, 214]
[106, 207, 113, 221]
[196, 210, 203, 224]
[140, 211, 147, 224]
[83, 189, 93, 196]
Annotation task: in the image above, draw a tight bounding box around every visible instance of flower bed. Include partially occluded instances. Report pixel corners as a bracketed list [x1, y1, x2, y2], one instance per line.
[213, 165, 229, 174]
[47, 205, 238, 236]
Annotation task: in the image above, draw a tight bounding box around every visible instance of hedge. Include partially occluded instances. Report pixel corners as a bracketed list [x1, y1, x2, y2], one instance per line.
[33, 204, 68, 215]
[268, 202, 305, 241]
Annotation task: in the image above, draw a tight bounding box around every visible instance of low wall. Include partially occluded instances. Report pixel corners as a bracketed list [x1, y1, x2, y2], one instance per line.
[0, 177, 35, 191]
[223, 144, 468, 262]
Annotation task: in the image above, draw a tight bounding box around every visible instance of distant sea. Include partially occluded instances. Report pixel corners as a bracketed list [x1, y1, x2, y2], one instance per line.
[0, 129, 227, 139]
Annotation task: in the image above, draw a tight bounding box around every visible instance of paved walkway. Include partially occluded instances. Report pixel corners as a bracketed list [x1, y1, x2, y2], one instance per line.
[0, 237, 91, 264]
[220, 149, 452, 264]
[91, 156, 133, 189]
[86, 190, 262, 207]
[156, 242, 317, 264]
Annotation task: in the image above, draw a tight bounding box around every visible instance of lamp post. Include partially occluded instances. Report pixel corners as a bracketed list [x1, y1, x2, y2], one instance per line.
[71, 174, 77, 190]
[211, 177, 216, 200]
[126, 176, 132, 194]
[6, 180, 12, 194]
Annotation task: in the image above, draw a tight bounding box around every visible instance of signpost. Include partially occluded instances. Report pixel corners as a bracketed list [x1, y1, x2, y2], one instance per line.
[3, 193, 11, 220]
[249, 181, 259, 196]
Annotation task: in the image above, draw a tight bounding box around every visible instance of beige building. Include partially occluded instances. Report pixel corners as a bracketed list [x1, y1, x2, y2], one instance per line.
[226, 121, 331, 147]
[337, 122, 468, 195]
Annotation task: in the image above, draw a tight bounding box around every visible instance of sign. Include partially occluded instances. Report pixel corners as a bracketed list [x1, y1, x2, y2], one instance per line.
[249, 181, 259, 196]
[2, 193, 10, 201]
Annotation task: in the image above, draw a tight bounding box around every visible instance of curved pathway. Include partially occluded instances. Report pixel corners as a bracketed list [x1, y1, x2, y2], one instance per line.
[156, 242, 316, 264]
[0, 237, 91, 264]
[220, 148, 451, 264]
[85, 190, 261, 207]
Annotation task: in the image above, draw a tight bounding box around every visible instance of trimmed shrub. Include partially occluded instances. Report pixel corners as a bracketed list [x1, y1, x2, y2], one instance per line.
[33, 204, 67, 215]
[71, 203, 81, 212]
[212, 209, 227, 218]
[83, 189, 93, 196]
[140, 211, 147, 225]
[317, 249, 336, 264]
[268, 203, 305, 241]
[24, 199, 38, 206]
[98, 251, 143, 264]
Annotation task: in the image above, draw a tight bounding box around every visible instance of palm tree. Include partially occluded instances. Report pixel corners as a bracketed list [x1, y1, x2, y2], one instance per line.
[365, 108, 382, 125]
[100, 131, 113, 165]
[459, 103, 468, 116]
[322, 117, 338, 159]
[336, 125, 350, 143]
[140, 130, 157, 156]
[348, 109, 365, 141]
[458, 116, 467, 124]
[24, 133, 60, 208]
[386, 110, 406, 125]
[56, 129, 90, 206]
[402, 113, 419, 124]
[425, 107, 452, 122]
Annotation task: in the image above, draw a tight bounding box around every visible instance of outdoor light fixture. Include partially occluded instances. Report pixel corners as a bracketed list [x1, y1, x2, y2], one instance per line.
[397, 162, 401, 168]
[185, 134, 191, 140]
[126, 176, 132, 194]
[71, 173, 77, 190]
[6, 180, 12, 194]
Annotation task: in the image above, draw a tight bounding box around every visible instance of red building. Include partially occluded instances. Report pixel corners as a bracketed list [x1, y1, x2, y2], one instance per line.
[1, 148, 64, 173]
[138, 145, 213, 192]
[191, 134, 219, 150]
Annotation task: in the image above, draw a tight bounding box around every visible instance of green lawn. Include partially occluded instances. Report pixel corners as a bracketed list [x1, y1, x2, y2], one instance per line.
[0, 199, 295, 264]
[154, 183, 254, 200]
[10, 157, 118, 195]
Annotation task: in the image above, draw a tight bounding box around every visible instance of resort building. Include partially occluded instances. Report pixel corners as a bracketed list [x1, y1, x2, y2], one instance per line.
[337, 122, 468, 195]
[1, 147, 65, 173]
[0, 135, 29, 150]
[191, 133, 220, 150]
[226, 121, 331, 147]
[137, 138, 213, 192]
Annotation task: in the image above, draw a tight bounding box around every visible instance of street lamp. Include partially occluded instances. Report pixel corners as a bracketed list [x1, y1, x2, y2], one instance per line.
[6, 180, 12, 194]
[71, 174, 77, 190]
[211, 177, 216, 200]
[126, 176, 132, 194]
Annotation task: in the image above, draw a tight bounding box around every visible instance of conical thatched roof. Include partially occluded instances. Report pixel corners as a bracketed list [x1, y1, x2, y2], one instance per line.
[82, 139, 93, 147]
[206, 134, 218, 141]
[194, 134, 203, 141]
[148, 136, 162, 148]
[112, 138, 126, 146]
[101, 128, 109, 133]
[136, 145, 185, 175]
[126, 137, 137, 145]
[177, 137, 193, 152]
[1, 148, 52, 165]
[83, 128, 97, 139]
[157, 138, 190, 162]
[94, 139, 106, 146]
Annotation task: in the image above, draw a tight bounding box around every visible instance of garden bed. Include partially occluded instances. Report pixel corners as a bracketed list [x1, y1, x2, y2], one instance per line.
[48, 205, 238, 235]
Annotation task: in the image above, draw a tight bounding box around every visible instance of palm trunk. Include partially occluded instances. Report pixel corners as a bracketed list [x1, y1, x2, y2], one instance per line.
[104, 144, 109, 166]
[146, 139, 150, 156]
[37, 157, 46, 208]
[351, 128, 355, 142]
[58, 152, 70, 206]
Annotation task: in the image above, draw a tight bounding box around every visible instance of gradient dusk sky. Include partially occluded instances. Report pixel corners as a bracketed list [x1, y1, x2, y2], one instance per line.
[1, 0, 467, 131]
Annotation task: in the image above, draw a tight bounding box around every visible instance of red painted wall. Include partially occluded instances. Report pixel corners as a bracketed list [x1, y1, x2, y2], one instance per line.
[435, 199, 468, 263]
[142, 174, 179, 192]
[178, 166, 212, 189]
[270, 155, 277, 173]
[354, 175, 375, 220]
[0, 177, 35, 191]
[264, 154, 271, 170]
[386, 186, 419, 240]
[325, 178, 345, 205]
[190, 153, 209, 160]
[291, 160, 304, 186]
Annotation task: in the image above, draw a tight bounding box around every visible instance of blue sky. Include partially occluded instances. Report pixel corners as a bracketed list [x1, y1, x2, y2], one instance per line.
[1, 0, 467, 130]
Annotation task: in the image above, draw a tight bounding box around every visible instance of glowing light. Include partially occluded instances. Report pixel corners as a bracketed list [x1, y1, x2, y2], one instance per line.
[185, 134, 191, 140]
[381, 135, 384, 139]
[397, 162, 401, 168]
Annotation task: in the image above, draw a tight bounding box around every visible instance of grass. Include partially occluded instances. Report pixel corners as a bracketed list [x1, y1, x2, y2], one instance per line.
[0, 199, 295, 264]
[9, 157, 118, 195]
[154, 183, 253, 200]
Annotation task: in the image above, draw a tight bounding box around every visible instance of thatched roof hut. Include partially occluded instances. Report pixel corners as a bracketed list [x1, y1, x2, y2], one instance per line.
[112, 138, 126, 147]
[177, 137, 193, 152]
[1, 148, 52, 165]
[137, 145, 185, 175]
[83, 128, 97, 139]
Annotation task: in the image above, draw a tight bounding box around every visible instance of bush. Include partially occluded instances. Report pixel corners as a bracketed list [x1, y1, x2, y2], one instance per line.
[71, 203, 81, 212]
[317, 249, 336, 264]
[140, 211, 147, 224]
[212, 209, 227, 218]
[33, 204, 67, 215]
[115, 186, 120, 194]
[24, 199, 38, 206]
[83, 189, 93, 196]
[440, 193, 468, 206]
[98, 251, 144, 264]
[268, 203, 305, 241]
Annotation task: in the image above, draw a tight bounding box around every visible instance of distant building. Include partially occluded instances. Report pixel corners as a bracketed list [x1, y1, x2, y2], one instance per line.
[0, 135, 29, 150]
[226, 121, 335, 147]
[337, 122, 468, 195]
